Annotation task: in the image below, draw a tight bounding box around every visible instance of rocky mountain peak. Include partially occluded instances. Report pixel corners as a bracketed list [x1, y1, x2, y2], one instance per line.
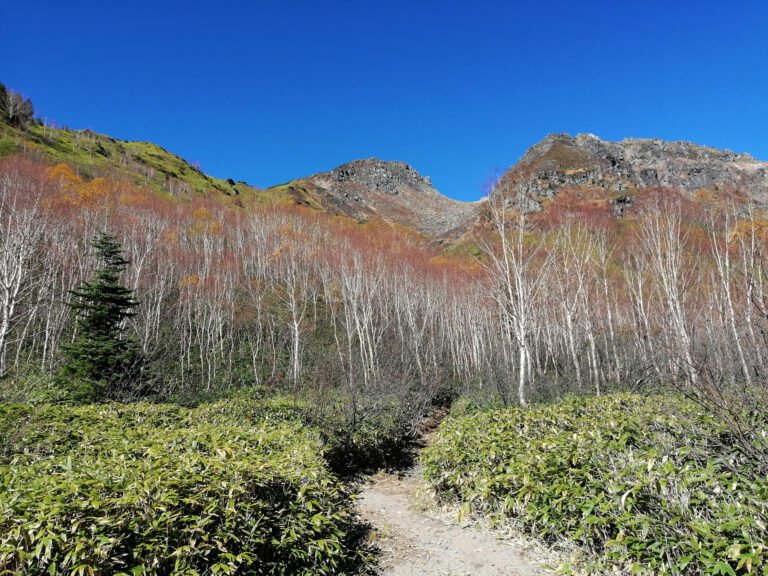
[521, 133, 758, 167]
[269, 137, 768, 241]
[498, 133, 768, 211]
[330, 158, 433, 196]
[272, 158, 478, 239]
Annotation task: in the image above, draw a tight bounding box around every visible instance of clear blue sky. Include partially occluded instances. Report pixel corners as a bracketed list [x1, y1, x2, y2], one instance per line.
[2, 1, 766, 200]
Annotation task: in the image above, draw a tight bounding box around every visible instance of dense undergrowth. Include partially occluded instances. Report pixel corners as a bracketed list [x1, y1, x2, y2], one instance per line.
[423, 394, 768, 575]
[184, 393, 417, 476]
[0, 398, 382, 575]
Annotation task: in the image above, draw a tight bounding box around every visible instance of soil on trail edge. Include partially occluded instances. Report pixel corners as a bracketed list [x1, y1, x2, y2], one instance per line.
[357, 464, 549, 575]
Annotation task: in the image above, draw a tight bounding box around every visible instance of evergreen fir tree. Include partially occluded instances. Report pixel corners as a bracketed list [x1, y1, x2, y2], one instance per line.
[58, 232, 144, 401]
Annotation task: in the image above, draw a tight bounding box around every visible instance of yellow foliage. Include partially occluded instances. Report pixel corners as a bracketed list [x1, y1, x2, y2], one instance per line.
[188, 207, 223, 236]
[80, 178, 108, 203]
[45, 164, 110, 207]
[46, 163, 82, 189]
[693, 188, 717, 205]
[730, 215, 768, 242]
[429, 255, 454, 268]
[192, 208, 213, 220]
[276, 223, 312, 243]
[190, 220, 223, 237]
[180, 275, 201, 287]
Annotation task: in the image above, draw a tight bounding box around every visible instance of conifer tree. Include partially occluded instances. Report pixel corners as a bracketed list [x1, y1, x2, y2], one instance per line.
[58, 232, 144, 401]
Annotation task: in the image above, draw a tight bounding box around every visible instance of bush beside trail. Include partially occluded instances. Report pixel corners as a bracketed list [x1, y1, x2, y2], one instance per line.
[0, 401, 373, 575]
[422, 394, 768, 575]
[186, 394, 418, 475]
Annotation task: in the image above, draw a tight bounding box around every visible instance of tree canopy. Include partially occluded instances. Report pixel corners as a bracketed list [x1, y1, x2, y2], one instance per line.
[0, 84, 34, 127]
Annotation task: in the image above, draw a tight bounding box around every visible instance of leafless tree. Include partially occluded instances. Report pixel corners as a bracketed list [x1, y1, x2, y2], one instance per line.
[480, 195, 552, 406]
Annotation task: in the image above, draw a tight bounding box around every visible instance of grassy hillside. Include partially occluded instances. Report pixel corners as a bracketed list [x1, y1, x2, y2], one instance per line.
[0, 116, 370, 217]
[0, 115, 265, 203]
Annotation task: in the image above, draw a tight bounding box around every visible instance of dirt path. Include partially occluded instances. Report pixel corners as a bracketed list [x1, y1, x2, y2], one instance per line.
[357, 464, 548, 575]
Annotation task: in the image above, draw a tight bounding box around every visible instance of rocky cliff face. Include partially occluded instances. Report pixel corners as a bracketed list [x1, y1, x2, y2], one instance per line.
[274, 158, 479, 238]
[496, 133, 768, 214]
[269, 136, 768, 242]
[332, 158, 433, 196]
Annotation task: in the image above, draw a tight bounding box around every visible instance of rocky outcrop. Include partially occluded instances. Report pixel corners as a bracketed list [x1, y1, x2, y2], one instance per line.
[270, 136, 768, 241]
[277, 159, 479, 238]
[496, 133, 768, 213]
[331, 159, 433, 196]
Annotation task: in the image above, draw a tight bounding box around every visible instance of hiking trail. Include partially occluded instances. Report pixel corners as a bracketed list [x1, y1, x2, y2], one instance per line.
[357, 410, 551, 575]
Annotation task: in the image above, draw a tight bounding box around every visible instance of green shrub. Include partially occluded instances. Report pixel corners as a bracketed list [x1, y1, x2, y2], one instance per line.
[422, 394, 768, 575]
[191, 393, 416, 475]
[317, 405, 415, 475]
[191, 396, 309, 426]
[0, 139, 16, 156]
[0, 372, 72, 404]
[0, 402, 371, 574]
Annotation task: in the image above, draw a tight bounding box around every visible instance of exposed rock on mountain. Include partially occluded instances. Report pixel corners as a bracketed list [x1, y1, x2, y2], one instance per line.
[495, 133, 768, 214]
[270, 158, 479, 238]
[270, 136, 768, 242]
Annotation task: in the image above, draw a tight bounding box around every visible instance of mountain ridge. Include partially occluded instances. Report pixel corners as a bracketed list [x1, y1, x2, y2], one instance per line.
[267, 158, 480, 238]
[3, 90, 768, 240]
[497, 132, 768, 215]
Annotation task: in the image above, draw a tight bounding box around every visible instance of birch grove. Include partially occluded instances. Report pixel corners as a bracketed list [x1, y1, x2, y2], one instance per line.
[1, 155, 767, 417]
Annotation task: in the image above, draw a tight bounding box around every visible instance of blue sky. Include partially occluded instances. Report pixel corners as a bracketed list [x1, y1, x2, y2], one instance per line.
[2, 1, 766, 200]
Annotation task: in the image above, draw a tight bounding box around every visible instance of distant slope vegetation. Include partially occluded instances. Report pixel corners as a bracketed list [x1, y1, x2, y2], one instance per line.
[0, 89, 475, 238]
[0, 85, 265, 206]
[6, 80, 767, 243]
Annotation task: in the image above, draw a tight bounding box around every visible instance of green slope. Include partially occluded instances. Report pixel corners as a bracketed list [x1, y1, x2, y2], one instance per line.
[0, 114, 262, 202]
